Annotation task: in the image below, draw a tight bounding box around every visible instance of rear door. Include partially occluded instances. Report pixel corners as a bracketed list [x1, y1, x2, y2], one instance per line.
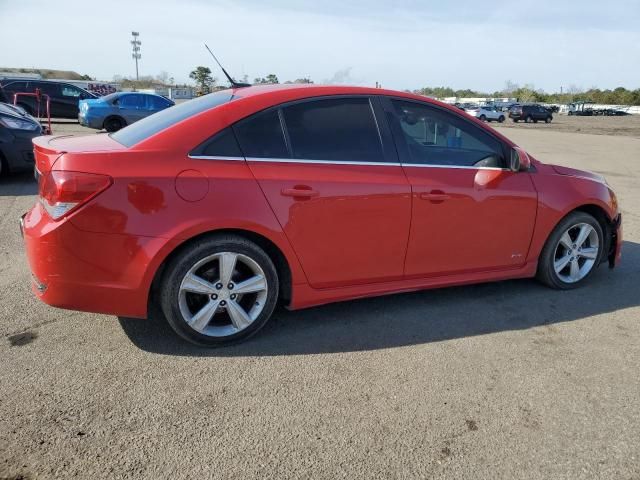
[237, 96, 412, 289]
[385, 98, 538, 278]
[118, 94, 146, 123]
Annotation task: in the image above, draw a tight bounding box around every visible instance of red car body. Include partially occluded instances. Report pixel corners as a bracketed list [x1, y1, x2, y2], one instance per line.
[22, 85, 622, 320]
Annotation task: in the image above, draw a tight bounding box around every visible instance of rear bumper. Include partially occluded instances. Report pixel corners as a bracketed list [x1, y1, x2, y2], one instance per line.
[21, 203, 165, 318]
[77, 113, 102, 129]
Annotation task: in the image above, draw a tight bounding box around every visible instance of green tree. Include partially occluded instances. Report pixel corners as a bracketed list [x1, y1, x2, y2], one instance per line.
[189, 66, 216, 94]
[253, 74, 279, 84]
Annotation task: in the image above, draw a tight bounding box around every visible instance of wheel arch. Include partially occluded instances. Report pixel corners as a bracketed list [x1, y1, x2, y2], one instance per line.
[535, 203, 614, 265]
[148, 228, 293, 312]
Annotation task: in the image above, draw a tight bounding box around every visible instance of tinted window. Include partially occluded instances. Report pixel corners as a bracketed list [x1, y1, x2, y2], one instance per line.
[148, 96, 171, 109]
[233, 110, 288, 159]
[120, 94, 143, 108]
[34, 82, 60, 96]
[193, 127, 243, 157]
[391, 100, 504, 168]
[112, 90, 235, 147]
[5, 81, 27, 91]
[281, 98, 384, 162]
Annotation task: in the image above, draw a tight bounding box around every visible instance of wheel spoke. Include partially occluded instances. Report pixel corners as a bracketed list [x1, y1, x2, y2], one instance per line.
[559, 232, 573, 250]
[181, 273, 217, 295]
[579, 247, 598, 259]
[569, 258, 580, 280]
[234, 275, 267, 295]
[575, 224, 593, 248]
[219, 252, 237, 286]
[189, 300, 220, 332]
[227, 300, 252, 330]
[554, 254, 571, 273]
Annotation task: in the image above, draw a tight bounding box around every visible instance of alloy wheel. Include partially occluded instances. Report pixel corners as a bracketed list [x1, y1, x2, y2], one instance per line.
[178, 252, 268, 337]
[553, 223, 600, 283]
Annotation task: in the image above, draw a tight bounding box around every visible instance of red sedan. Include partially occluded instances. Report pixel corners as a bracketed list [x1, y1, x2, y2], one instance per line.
[21, 85, 622, 346]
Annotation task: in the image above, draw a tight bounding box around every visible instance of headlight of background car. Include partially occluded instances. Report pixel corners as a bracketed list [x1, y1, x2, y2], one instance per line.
[0, 115, 41, 131]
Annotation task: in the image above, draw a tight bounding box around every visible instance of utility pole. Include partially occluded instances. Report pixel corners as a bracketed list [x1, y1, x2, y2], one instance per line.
[131, 31, 141, 81]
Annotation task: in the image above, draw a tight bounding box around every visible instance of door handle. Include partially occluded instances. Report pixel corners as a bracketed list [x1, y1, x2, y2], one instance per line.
[281, 186, 319, 198]
[420, 190, 451, 203]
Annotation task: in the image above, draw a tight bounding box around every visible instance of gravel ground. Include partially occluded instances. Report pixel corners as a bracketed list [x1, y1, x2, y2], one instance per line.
[0, 119, 639, 479]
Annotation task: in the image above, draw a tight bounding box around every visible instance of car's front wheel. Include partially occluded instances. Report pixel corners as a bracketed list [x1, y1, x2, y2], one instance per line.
[498, 115, 505, 123]
[537, 212, 604, 289]
[160, 235, 279, 346]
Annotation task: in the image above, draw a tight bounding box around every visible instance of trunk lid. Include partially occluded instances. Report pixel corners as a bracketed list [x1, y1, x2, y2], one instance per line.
[32, 134, 126, 175]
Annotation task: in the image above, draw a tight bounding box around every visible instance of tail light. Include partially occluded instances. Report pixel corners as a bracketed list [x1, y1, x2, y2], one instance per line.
[39, 170, 112, 220]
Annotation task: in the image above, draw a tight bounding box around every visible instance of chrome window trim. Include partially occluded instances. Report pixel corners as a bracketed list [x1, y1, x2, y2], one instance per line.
[188, 155, 245, 161]
[246, 157, 402, 167]
[245, 157, 508, 170]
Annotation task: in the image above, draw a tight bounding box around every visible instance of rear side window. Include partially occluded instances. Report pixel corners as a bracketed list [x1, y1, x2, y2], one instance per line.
[111, 89, 235, 147]
[192, 127, 243, 158]
[233, 110, 288, 159]
[391, 99, 504, 168]
[120, 94, 143, 108]
[282, 98, 384, 162]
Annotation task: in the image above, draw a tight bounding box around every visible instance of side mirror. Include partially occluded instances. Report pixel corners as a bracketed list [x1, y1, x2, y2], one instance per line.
[510, 147, 531, 172]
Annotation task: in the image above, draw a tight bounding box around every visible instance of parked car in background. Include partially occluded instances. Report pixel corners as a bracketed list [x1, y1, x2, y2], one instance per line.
[0, 102, 42, 175]
[509, 104, 553, 123]
[0, 79, 97, 119]
[464, 105, 506, 123]
[78, 92, 175, 132]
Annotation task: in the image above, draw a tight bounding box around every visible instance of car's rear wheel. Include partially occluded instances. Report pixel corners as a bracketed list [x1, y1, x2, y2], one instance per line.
[498, 115, 505, 123]
[537, 212, 604, 289]
[545, 116, 552, 123]
[160, 235, 279, 346]
[525, 115, 533, 123]
[513, 119, 519, 123]
[104, 116, 125, 132]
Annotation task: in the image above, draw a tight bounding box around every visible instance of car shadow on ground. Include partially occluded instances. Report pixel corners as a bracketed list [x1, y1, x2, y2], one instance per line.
[0, 172, 37, 196]
[119, 240, 639, 357]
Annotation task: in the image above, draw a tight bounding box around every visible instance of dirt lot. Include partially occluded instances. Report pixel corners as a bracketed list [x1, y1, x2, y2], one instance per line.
[1, 118, 639, 479]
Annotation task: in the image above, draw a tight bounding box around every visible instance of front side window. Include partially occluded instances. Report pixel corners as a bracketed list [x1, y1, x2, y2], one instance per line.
[233, 109, 288, 159]
[61, 85, 82, 97]
[391, 100, 504, 168]
[281, 97, 384, 162]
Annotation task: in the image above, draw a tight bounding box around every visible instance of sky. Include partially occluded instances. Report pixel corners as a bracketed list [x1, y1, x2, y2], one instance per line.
[1, 0, 639, 92]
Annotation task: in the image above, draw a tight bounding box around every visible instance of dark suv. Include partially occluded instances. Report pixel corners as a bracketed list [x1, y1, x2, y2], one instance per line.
[509, 104, 553, 123]
[0, 79, 97, 119]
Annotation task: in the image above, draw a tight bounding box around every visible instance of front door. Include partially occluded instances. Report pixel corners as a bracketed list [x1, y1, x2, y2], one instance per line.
[385, 98, 538, 278]
[235, 97, 412, 289]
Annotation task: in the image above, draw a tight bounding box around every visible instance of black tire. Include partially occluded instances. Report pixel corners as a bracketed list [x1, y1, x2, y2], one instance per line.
[568, 111, 574, 116]
[545, 116, 552, 123]
[498, 116, 505, 123]
[536, 211, 604, 290]
[513, 119, 519, 123]
[479, 114, 487, 122]
[525, 115, 533, 123]
[103, 116, 125, 132]
[160, 235, 279, 346]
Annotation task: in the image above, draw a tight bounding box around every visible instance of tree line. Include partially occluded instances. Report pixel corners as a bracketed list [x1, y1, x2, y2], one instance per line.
[414, 83, 640, 106]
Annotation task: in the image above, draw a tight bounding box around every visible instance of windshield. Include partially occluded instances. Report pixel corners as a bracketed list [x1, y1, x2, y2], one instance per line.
[101, 92, 120, 103]
[111, 90, 237, 147]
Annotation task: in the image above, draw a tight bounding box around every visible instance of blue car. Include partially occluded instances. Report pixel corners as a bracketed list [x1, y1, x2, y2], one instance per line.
[78, 92, 174, 132]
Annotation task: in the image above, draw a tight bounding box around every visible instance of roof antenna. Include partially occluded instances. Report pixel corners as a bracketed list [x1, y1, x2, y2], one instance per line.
[204, 44, 251, 88]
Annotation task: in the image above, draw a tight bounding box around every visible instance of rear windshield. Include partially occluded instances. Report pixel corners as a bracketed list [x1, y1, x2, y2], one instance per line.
[111, 89, 237, 147]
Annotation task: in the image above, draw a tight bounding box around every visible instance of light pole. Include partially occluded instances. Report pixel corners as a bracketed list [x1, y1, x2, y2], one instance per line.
[131, 31, 141, 81]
